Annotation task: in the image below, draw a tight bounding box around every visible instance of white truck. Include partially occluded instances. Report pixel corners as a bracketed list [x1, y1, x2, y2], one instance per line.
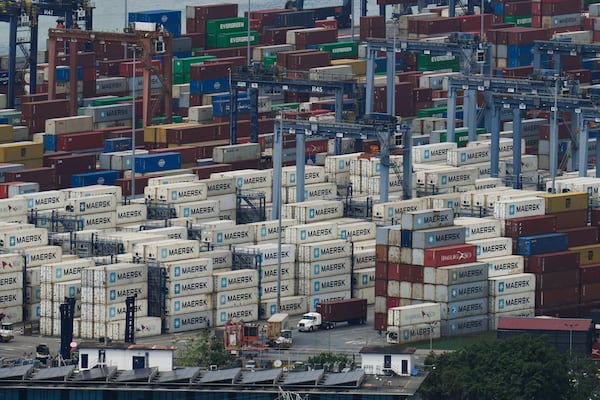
[297, 299, 368, 331]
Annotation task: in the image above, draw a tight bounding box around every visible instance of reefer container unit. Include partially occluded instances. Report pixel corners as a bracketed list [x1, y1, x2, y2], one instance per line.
[168, 275, 213, 298]
[297, 240, 353, 262]
[413, 142, 457, 163]
[488, 273, 536, 296]
[169, 294, 213, 314]
[286, 183, 338, 203]
[92, 282, 147, 305]
[236, 243, 295, 266]
[487, 255, 525, 278]
[201, 224, 255, 246]
[0, 228, 48, 250]
[441, 315, 488, 337]
[434, 262, 489, 285]
[262, 295, 308, 318]
[0, 197, 27, 218]
[21, 246, 62, 267]
[284, 200, 344, 223]
[64, 194, 117, 215]
[516, 233, 569, 256]
[493, 197, 545, 219]
[0, 253, 24, 273]
[433, 281, 489, 302]
[387, 302, 441, 326]
[260, 279, 295, 299]
[281, 165, 326, 186]
[162, 257, 213, 282]
[298, 257, 352, 279]
[136, 239, 200, 262]
[372, 198, 428, 222]
[386, 322, 441, 344]
[404, 226, 466, 250]
[454, 217, 502, 241]
[299, 275, 352, 296]
[173, 200, 220, 220]
[470, 237, 513, 259]
[488, 291, 535, 313]
[442, 297, 488, 320]
[17, 190, 67, 211]
[212, 169, 272, 190]
[286, 221, 338, 244]
[401, 208, 454, 231]
[149, 182, 208, 203]
[213, 269, 258, 291]
[260, 262, 296, 283]
[338, 220, 376, 241]
[0, 271, 23, 291]
[249, 219, 296, 243]
[165, 310, 212, 333]
[85, 264, 147, 287]
[94, 300, 148, 322]
[0, 289, 23, 307]
[41, 258, 94, 283]
[146, 173, 198, 187]
[116, 204, 147, 225]
[215, 304, 259, 326]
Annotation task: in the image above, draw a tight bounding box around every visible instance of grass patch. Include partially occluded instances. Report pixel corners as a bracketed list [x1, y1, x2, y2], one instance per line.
[412, 331, 498, 351]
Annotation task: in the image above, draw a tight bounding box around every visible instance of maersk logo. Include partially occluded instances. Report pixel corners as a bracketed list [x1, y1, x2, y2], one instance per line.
[460, 152, 467, 163]
[220, 294, 226, 305]
[313, 248, 320, 259]
[314, 281, 321, 292]
[270, 304, 277, 315]
[290, 173, 296, 184]
[477, 245, 481, 256]
[375, 163, 381, 173]
[452, 271, 458, 281]
[427, 234, 435, 244]
[56, 268, 63, 279]
[174, 283, 181, 294]
[183, 208, 190, 218]
[174, 266, 181, 277]
[416, 217, 423, 226]
[441, 176, 447, 185]
[236, 177, 243, 188]
[79, 202, 86, 212]
[171, 191, 177, 201]
[27, 199, 33, 209]
[402, 329, 410, 340]
[220, 277, 227, 288]
[388, 208, 394, 218]
[362, 275, 368, 285]
[498, 299, 505, 310]
[174, 301, 181, 312]
[341, 229, 347, 239]
[499, 282, 505, 292]
[174, 318, 181, 329]
[9, 236, 15, 247]
[161, 249, 168, 259]
[69, 287, 76, 297]
[220, 311, 227, 322]
[109, 272, 116, 284]
[509, 205, 515, 215]
[300, 231, 307, 241]
[109, 290, 116, 301]
[424, 149, 430, 159]
[216, 232, 223, 243]
[338, 160, 345, 170]
[261, 227, 267, 237]
[110, 307, 116, 318]
[309, 209, 315, 219]
[314, 264, 320, 275]
[451, 288, 458, 298]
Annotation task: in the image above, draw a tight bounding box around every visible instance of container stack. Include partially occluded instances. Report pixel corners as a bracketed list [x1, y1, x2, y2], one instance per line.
[386, 303, 442, 344]
[532, 0, 582, 29]
[212, 269, 259, 327]
[0, 253, 26, 324]
[349, 155, 404, 196]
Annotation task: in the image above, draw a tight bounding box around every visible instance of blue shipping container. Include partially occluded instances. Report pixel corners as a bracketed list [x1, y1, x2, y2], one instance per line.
[508, 44, 533, 59]
[56, 65, 83, 82]
[128, 10, 181, 37]
[274, 10, 315, 28]
[104, 137, 132, 153]
[189, 78, 230, 95]
[44, 135, 56, 152]
[400, 230, 412, 248]
[212, 98, 251, 117]
[134, 152, 181, 173]
[71, 170, 120, 187]
[516, 233, 569, 256]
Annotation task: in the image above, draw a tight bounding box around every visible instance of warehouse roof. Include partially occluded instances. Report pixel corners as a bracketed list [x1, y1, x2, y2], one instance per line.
[359, 346, 416, 355]
[77, 341, 177, 351]
[497, 317, 593, 332]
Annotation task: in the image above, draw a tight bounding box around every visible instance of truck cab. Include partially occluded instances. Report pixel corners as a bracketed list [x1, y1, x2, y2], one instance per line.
[0, 322, 14, 342]
[297, 312, 321, 331]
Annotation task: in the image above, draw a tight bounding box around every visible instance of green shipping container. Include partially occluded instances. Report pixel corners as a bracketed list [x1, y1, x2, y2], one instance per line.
[317, 41, 358, 59]
[93, 96, 133, 107]
[272, 102, 301, 113]
[503, 15, 532, 27]
[417, 54, 460, 72]
[439, 127, 486, 147]
[173, 55, 217, 75]
[206, 17, 248, 35]
[207, 31, 259, 48]
[263, 55, 277, 67]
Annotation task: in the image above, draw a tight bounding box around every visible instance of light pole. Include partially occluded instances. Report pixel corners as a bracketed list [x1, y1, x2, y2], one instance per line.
[247, 0, 251, 65]
[131, 45, 137, 198]
[565, 322, 578, 357]
[428, 321, 438, 353]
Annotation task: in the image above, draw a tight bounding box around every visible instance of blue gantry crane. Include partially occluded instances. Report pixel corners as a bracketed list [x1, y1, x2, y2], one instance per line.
[0, 0, 93, 107]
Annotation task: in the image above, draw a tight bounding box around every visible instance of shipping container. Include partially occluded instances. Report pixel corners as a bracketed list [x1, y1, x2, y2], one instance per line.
[215, 304, 259, 326]
[136, 239, 200, 262]
[441, 315, 488, 336]
[493, 197, 545, 219]
[442, 297, 488, 320]
[516, 233, 569, 255]
[434, 262, 488, 285]
[84, 263, 146, 287]
[372, 198, 429, 222]
[165, 310, 212, 332]
[64, 194, 117, 215]
[262, 295, 308, 318]
[488, 273, 535, 296]
[338, 220, 376, 241]
[286, 182, 338, 202]
[150, 181, 208, 203]
[387, 303, 441, 327]
[489, 308, 535, 330]
[284, 200, 344, 223]
[487, 255, 525, 278]
[168, 293, 213, 315]
[503, 214, 557, 238]
[387, 321, 441, 344]
[488, 291, 535, 313]
[93, 282, 147, 304]
[236, 243, 295, 266]
[212, 169, 272, 190]
[213, 269, 258, 291]
[470, 237, 513, 259]
[299, 275, 352, 295]
[0, 197, 27, 218]
[281, 165, 326, 186]
[285, 221, 338, 244]
[0, 289, 24, 307]
[213, 143, 261, 164]
[0, 271, 23, 291]
[297, 239, 353, 262]
[259, 279, 294, 299]
[259, 262, 296, 283]
[401, 208, 454, 231]
[570, 244, 600, 265]
[147, 173, 198, 187]
[115, 204, 147, 225]
[0, 228, 48, 250]
[298, 257, 352, 279]
[94, 299, 148, 322]
[413, 142, 457, 163]
[162, 257, 212, 282]
[0, 253, 24, 273]
[405, 226, 466, 250]
[41, 258, 94, 284]
[453, 217, 502, 241]
[21, 246, 62, 268]
[249, 219, 295, 243]
[201, 224, 254, 245]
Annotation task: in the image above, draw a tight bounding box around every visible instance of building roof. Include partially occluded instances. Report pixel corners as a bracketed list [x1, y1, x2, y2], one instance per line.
[497, 317, 593, 332]
[77, 341, 176, 351]
[359, 346, 417, 355]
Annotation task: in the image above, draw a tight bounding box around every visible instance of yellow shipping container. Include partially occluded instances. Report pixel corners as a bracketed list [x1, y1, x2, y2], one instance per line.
[0, 141, 43, 162]
[537, 192, 589, 213]
[145, 123, 198, 145]
[570, 243, 600, 265]
[143, 126, 162, 144]
[331, 59, 367, 75]
[0, 124, 13, 143]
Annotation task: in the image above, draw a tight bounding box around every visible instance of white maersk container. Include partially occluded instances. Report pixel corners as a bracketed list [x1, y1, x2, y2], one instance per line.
[262, 295, 307, 318]
[387, 303, 441, 327]
[52, 280, 81, 301]
[284, 200, 344, 223]
[338, 220, 376, 241]
[350, 155, 402, 177]
[173, 199, 220, 220]
[214, 269, 258, 291]
[201, 224, 255, 246]
[139, 226, 188, 240]
[297, 239, 353, 262]
[215, 304, 259, 326]
[0, 228, 48, 250]
[86, 263, 147, 287]
[470, 237, 513, 259]
[493, 197, 545, 219]
[299, 275, 352, 296]
[249, 219, 295, 243]
[201, 177, 236, 196]
[162, 257, 212, 281]
[65, 194, 117, 215]
[500, 155, 538, 175]
[21, 246, 62, 268]
[0, 289, 23, 307]
[486, 255, 525, 278]
[441, 315, 488, 336]
[474, 178, 504, 191]
[0, 197, 27, 218]
[66, 185, 123, 202]
[353, 267, 375, 289]
[168, 275, 213, 298]
[205, 249, 233, 270]
[424, 167, 478, 188]
[94, 299, 148, 322]
[0, 271, 23, 291]
[169, 294, 213, 314]
[447, 145, 491, 166]
[434, 262, 488, 285]
[433, 281, 489, 303]
[260, 279, 294, 299]
[138, 239, 200, 262]
[401, 208, 454, 231]
[281, 165, 326, 186]
[387, 322, 441, 344]
[354, 248, 376, 270]
[2, 305, 24, 323]
[307, 290, 351, 311]
[453, 217, 502, 241]
[325, 153, 360, 173]
[93, 282, 147, 304]
[165, 310, 212, 332]
[489, 291, 535, 313]
[298, 257, 352, 280]
[115, 204, 147, 225]
[235, 243, 295, 266]
[107, 316, 162, 340]
[488, 273, 536, 296]
[413, 142, 457, 163]
[260, 262, 295, 282]
[0, 253, 24, 273]
[309, 65, 353, 81]
[442, 297, 488, 320]
[212, 169, 272, 190]
[147, 173, 198, 187]
[286, 182, 337, 203]
[215, 287, 259, 309]
[151, 182, 208, 203]
[372, 198, 428, 222]
[213, 143, 261, 164]
[76, 212, 117, 230]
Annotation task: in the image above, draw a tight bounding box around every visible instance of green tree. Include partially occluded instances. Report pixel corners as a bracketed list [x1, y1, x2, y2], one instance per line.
[307, 352, 351, 370]
[420, 334, 572, 400]
[567, 354, 600, 400]
[174, 328, 237, 368]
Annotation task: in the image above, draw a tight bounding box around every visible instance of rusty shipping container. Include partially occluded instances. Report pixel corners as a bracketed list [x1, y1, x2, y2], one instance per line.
[523, 251, 580, 273]
[504, 214, 557, 238]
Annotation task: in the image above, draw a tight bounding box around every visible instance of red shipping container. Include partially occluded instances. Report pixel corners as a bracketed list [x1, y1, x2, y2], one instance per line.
[554, 209, 588, 229]
[386, 297, 401, 309]
[118, 60, 162, 78]
[4, 167, 56, 191]
[190, 163, 232, 179]
[532, 1, 581, 15]
[459, 14, 494, 31]
[579, 263, 600, 284]
[181, 33, 206, 48]
[375, 279, 387, 297]
[387, 263, 400, 280]
[43, 151, 71, 167]
[194, 139, 229, 159]
[115, 175, 150, 196]
[293, 28, 338, 50]
[223, 159, 262, 170]
[286, 51, 331, 70]
[55, 131, 103, 151]
[21, 99, 69, 119]
[46, 153, 96, 175]
[414, 17, 462, 35]
[504, 1, 533, 16]
[248, 9, 287, 26]
[581, 282, 600, 302]
[534, 269, 580, 290]
[56, 52, 95, 68]
[524, 250, 580, 273]
[504, 214, 557, 238]
[263, 26, 303, 45]
[558, 226, 599, 247]
[373, 312, 387, 331]
[205, 56, 247, 69]
[536, 286, 579, 307]
[505, 27, 550, 45]
[422, 244, 478, 267]
[191, 3, 238, 20]
[189, 62, 232, 80]
[0, 182, 25, 198]
[315, 19, 338, 30]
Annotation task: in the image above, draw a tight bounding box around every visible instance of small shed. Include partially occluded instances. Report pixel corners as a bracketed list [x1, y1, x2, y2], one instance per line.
[359, 346, 416, 376]
[496, 317, 594, 355]
[77, 342, 176, 372]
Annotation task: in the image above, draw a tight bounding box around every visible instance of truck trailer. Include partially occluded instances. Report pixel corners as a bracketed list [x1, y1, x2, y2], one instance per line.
[297, 298, 367, 331]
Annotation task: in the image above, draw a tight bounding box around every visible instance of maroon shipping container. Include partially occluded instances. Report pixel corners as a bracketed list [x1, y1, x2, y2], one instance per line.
[387, 262, 401, 280]
[373, 311, 387, 331]
[581, 282, 600, 302]
[524, 250, 580, 273]
[386, 297, 401, 309]
[248, 8, 287, 27]
[56, 52, 95, 68]
[165, 123, 229, 145]
[554, 209, 588, 229]
[360, 16, 385, 40]
[19, 93, 50, 103]
[194, 139, 230, 159]
[205, 56, 247, 69]
[181, 33, 206, 48]
[375, 278, 387, 296]
[190, 163, 232, 179]
[558, 226, 599, 247]
[43, 151, 72, 167]
[21, 99, 69, 118]
[504, 1, 533, 16]
[579, 263, 600, 284]
[505, 27, 550, 45]
[532, 1, 581, 15]
[459, 14, 494, 31]
[4, 167, 56, 191]
[293, 28, 338, 50]
[189, 62, 232, 80]
[190, 3, 238, 20]
[536, 286, 579, 308]
[315, 298, 368, 326]
[422, 244, 478, 267]
[376, 245, 388, 263]
[55, 131, 104, 152]
[535, 269, 580, 290]
[498, 65, 534, 78]
[590, 208, 600, 226]
[115, 176, 150, 196]
[504, 214, 557, 238]
[119, 60, 162, 78]
[278, 50, 330, 70]
[539, 122, 571, 140]
[412, 17, 462, 35]
[46, 153, 96, 175]
[263, 26, 303, 45]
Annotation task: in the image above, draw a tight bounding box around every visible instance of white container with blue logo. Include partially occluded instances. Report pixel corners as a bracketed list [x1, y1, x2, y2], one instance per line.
[162, 257, 213, 282]
[64, 194, 117, 215]
[409, 226, 466, 250]
[401, 208, 454, 231]
[372, 198, 428, 222]
[352, 267, 375, 289]
[297, 239, 353, 263]
[165, 310, 212, 332]
[173, 199, 220, 220]
[259, 262, 296, 283]
[492, 196, 545, 219]
[94, 299, 148, 322]
[167, 275, 213, 298]
[214, 269, 258, 292]
[41, 257, 93, 284]
[488, 273, 536, 296]
[201, 224, 255, 246]
[21, 246, 62, 268]
[486, 255, 525, 278]
[285, 221, 339, 244]
[281, 165, 325, 187]
[52, 279, 82, 301]
[441, 297, 488, 320]
[153, 181, 208, 203]
[298, 257, 352, 280]
[212, 169, 272, 190]
[87, 263, 147, 287]
[262, 295, 308, 319]
[215, 304, 259, 327]
[0, 252, 24, 273]
[413, 142, 457, 163]
[259, 279, 294, 300]
[93, 282, 147, 305]
[235, 243, 296, 266]
[300, 275, 352, 296]
[167, 294, 213, 315]
[138, 239, 200, 262]
[468, 237, 513, 260]
[489, 291, 535, 313]
[454, 217, 502, 241]
[248, 218, 295, 243]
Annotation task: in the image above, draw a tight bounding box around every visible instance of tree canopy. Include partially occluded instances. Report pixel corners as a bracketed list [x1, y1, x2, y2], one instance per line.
[419, 334, 592, 400]
[174, 328, 237, 368]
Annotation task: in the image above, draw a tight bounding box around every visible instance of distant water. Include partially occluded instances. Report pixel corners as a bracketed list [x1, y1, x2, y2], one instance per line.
[0, 0, 383, 57]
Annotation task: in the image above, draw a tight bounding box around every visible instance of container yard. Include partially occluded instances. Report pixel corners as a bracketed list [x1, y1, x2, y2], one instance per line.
[0, 0, 598, 370]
